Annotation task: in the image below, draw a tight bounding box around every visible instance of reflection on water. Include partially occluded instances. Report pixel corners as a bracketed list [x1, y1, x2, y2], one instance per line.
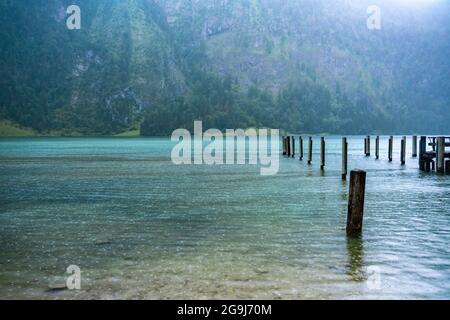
[346, 235, 365, 282]
[0, 136, 450, 299]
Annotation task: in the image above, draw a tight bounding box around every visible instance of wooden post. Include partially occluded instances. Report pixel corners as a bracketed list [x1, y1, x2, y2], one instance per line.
[366, 136, 371, 157]
[375, 136, 379, 160]
[437, 136, 445, 174]
[299, 136, 304, 161]
[320, 137, 325, 170]
[342, 137, 348, 180]
[308, 136, 313, 165]
[401, 136, 406, 165]
[292, 136, 295, 158]
[287, 136, 291, 158]
[388, 136, 393, 162]
[400, 138, 404, 165]
[412, 136, 417, 158]
[284, 136, 287, 157]
[364, 138, 367, 156]
[347, 170, 366, 235]
[419, 136, 426, 171]
[282, 137, 286, 156]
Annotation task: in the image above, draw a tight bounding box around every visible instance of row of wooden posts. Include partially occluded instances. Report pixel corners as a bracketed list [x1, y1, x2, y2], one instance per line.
[282, 135, 449, 177]
[364, 135, 411, 165]
[282, 135, 414, 182]
[282, 136, 330, 171]
[281, 135, 361, 235]
[281, 135, 449, 235]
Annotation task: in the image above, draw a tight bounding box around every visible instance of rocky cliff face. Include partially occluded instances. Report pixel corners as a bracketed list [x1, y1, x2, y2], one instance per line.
[65, 0, 187, 132]
[167, 0, 449, 95]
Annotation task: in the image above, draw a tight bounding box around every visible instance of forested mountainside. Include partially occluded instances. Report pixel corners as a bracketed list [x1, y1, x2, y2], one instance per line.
[1, 0, 449, 136]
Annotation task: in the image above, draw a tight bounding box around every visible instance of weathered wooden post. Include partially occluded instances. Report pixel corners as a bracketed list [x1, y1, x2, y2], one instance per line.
[308, 136, 313, 165]
[412, 136, 417, 158]
[375, 136, 380, 160]
[364, 137, 367, 156]
[388, 136, 393, 162]
[437, 136, 445, 174]
[299, 136, 304, 161]
[292, 136, 295, 158]
[419, 136, 426, 171]
[287, 136, 291, 158]
[342, 137, 348, 180]
[347, 170, 366, 235]
[286, 137, 290, 157]
[364, 137, 370, 156]
[320, 137, 325, 170]
[400, 138, 404, 165]
[401, 136, 406, 165]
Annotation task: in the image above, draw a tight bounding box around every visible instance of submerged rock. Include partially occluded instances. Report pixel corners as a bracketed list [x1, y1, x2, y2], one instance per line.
[94, 240, 114, 246]
[254, 268, 269, 275]
[47, 283, 67, 293]
[47, 276, 68, 293]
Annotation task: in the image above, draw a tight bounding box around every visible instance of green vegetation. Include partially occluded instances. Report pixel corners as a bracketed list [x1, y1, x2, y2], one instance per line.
[1, 0, 449, 136]
[0, 120, 36, 137]
[114, 129, 141, 137]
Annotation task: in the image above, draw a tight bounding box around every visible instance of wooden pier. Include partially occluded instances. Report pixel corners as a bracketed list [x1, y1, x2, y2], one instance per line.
[419, 136, 450, 174]
[281, 135, 450, 175]
[280, 135, 448, 235]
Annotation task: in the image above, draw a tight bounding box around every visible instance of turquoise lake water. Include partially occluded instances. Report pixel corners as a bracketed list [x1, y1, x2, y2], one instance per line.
[0, 136, 449, 299]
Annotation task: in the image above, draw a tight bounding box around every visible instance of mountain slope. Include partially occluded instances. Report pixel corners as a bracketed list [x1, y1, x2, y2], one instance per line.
[1, 0, 449, 135]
